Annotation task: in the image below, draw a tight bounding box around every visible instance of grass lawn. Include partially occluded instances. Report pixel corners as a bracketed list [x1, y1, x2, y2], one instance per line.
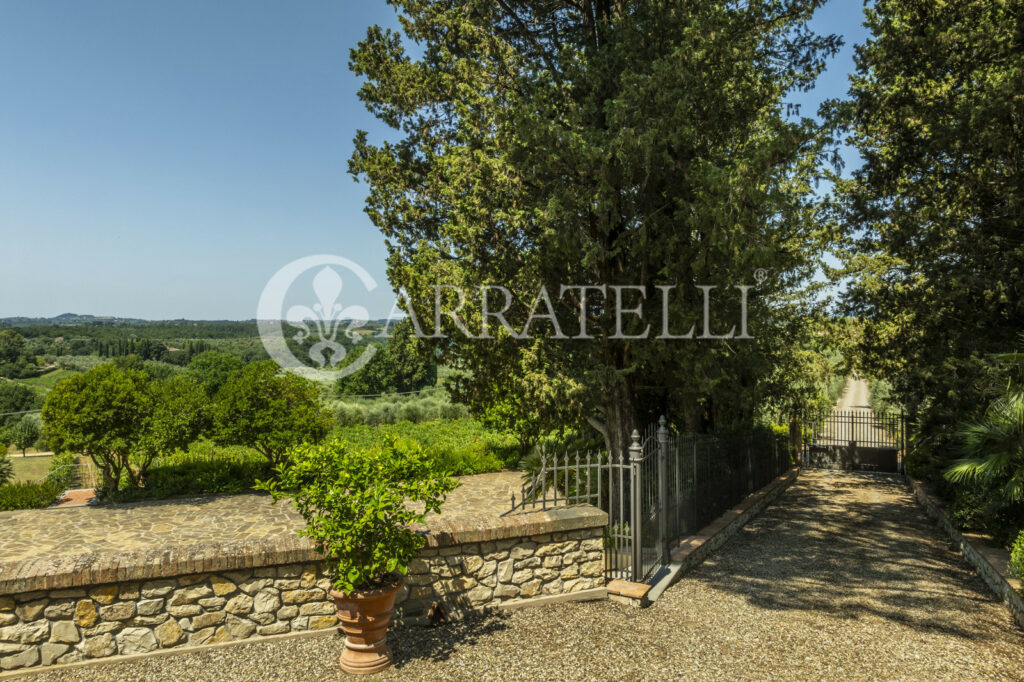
[9, 454, 53, 483]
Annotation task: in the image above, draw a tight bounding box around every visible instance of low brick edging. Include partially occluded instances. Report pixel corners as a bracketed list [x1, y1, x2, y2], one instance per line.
[0, 506, 608, 673]
[669, 467, 800, 573]
[907, 476, 1024, 629]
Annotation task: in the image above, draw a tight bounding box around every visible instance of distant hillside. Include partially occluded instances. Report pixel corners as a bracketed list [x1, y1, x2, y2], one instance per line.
[0, 313, 148, 327]
[0, 314, 395, 328]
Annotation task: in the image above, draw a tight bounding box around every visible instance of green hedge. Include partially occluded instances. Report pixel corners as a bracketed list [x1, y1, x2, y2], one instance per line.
[108, 440, 271, 502]
[0, 479, 62, 511]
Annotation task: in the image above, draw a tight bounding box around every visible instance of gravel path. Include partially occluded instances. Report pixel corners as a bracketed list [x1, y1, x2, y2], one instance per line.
[25, 470, 1024, 681]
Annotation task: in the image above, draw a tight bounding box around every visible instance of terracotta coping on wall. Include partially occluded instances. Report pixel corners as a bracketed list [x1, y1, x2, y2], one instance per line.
[0, 505, 608, 596]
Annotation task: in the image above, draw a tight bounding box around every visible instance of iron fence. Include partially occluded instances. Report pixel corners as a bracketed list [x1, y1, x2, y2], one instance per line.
[799, 409, 906, 473]
[41, 462, 98, 490]
[510, 417, 792, 582]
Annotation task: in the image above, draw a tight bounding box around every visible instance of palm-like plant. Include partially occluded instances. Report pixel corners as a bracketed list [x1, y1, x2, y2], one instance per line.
[945, 389, 1024, 504]
[0, 454, 12, 486]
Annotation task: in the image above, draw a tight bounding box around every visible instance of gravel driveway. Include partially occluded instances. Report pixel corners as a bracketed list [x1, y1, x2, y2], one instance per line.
[26, 470, 1024, 681]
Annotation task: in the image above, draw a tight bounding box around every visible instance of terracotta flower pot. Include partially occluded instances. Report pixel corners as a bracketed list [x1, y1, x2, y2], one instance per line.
[328, 577, 404, 675]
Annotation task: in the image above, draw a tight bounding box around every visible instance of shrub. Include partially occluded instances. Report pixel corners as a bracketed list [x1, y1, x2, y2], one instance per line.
[333, 420, 520, 473]
[945, 385, 1024, 513]
[0, 480, 62, 511]
[111, 457, 272, 502]
[334, 403, 367, 427]
[107, 440, 270, 502]
[1011, 530, 1024, 583]
[398, 402, 425, 424]
[439, 402, 469, 420]
[256, 437, 458, 593]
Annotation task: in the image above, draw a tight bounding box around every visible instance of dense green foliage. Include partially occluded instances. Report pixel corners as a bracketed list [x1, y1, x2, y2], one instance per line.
[0, 381, 40, 428]
[186, 350, 245, 396]
[833, 0, 1024, 528]
[42, 365, 207, 490]
[10, 416, 40, 455]
[1011, 530, 1024, 582]
[0, 454, 12, 486]
[256, 437, 458, 593]
[335, 419, 519, 475]
[0, 479, 62, 511]
[212, 361, 333, 465]
[350, 0, 842, 452]
[332, 389, 468, 426]
[46, 451, 77, 490]
[334, 320, 437, 396]
[941, 357, 1024, 544]
[109, 441, 272, 502]
[868, 377, 896, 416]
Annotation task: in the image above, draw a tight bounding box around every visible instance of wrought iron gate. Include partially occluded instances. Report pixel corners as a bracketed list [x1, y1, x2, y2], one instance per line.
[509, 417, 791, 583]
[799, 410, 906, 473]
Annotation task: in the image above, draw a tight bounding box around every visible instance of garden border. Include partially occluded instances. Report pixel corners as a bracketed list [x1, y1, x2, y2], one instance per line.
[907, 476, 1024, 629]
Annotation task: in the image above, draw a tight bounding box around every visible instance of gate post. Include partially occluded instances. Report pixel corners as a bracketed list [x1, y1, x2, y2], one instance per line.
[790, 413, 803, 467]
[899, 408, 906, 474]
[657, 416, 670, 567]
[628, 429, 643, 582]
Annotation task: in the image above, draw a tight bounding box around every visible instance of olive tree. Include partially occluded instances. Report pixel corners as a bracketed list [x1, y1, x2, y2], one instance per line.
[10, 416, 40, 455]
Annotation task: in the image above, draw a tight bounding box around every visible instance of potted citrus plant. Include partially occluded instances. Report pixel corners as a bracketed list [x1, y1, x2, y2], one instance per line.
[257, 436, 457, 674]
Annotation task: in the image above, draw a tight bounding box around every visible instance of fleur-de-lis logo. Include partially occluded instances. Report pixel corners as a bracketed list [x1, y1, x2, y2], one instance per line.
[285, 267, 369, 368]
[257, 255, 379, 382]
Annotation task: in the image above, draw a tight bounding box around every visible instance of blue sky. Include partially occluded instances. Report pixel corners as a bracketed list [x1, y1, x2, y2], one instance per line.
[0, 1, 870, 320]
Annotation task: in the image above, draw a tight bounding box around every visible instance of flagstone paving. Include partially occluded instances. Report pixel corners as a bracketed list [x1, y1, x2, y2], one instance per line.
[0, 470, 525, 563]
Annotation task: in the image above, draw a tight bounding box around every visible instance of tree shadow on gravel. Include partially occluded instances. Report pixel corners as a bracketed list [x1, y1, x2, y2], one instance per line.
[683, 471, 1024, 643]
[387, 612, 512, 668]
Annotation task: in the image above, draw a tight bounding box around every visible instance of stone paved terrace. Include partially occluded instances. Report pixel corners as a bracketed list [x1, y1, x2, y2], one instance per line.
[0, 471, 525, 563]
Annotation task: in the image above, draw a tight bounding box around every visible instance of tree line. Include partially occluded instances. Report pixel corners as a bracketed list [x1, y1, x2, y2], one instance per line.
[41, 354, 333, 492]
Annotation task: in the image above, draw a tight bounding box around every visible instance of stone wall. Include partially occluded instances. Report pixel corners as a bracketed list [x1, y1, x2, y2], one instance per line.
[0, 563, 336, 670]
[395, 527, 605, 625]
[0, 506, 607, 672]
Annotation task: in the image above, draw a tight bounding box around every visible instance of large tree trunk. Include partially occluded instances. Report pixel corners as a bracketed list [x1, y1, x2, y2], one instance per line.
[94, 453, 120, 493]
[602, 375, 635, 458]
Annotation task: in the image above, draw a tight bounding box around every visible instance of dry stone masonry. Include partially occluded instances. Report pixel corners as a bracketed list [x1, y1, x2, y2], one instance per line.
[395, 527, 605, 624]
[0, 564, 337, 670]
[0, 506, 607, 671]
